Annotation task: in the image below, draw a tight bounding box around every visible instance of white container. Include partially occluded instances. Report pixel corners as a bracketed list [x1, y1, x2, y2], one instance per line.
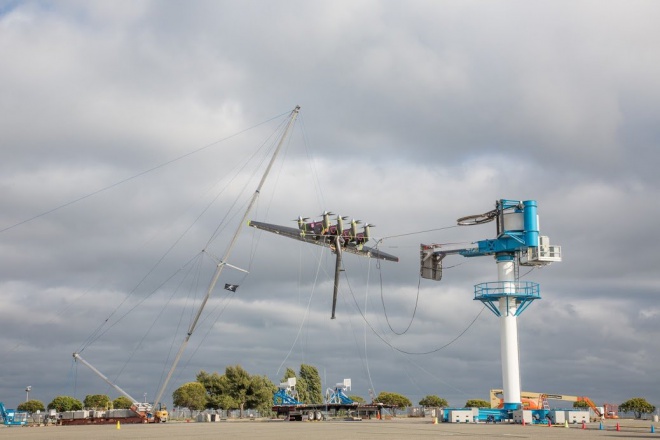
[196, 413, 211, 422]
[549, 410, 565, 424]
[566, 410, 589, 424]
[72, 410, 89, 419]
[513, 410, 533, 425]
[449, 410, 472, 423]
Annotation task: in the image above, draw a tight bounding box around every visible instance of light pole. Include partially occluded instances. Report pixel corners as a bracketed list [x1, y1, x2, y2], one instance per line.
[25, 386, 31, 402]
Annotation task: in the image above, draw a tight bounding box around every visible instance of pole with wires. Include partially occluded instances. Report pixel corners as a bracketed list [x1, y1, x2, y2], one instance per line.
[152, 106, 300, 410]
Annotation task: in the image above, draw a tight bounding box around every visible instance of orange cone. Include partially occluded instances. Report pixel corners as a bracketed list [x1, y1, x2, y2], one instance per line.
[582, 421, 586, 429]
[616, 422, 620, 431]
[522, 418, 526, 426]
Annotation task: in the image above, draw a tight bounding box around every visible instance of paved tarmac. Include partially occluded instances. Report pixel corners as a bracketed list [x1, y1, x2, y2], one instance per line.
[0, 418, 657, 439]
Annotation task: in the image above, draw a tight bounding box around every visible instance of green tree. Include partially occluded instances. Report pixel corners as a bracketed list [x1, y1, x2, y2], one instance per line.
[573, 400, 589, 409]
[222, 365, 276, 417]
[223, 365, 252, 417]
[620, 397, 656, 419]
[298, 364, 322, 404]
[113, 396, 133, 409]
[375, 391, 412, 408]
[197, 370, 227, 409]
[173, 382, 207, 411]
[47, 396, 83, 412]
[17, 400, 45, 413]
[197, 366, 276, 416]
[419, 395, 448, 407]
[349, 395, 365, 404]
[83, 394, 111, 410]
[249, 374, 277, 414]
[465, 399, 490, 408]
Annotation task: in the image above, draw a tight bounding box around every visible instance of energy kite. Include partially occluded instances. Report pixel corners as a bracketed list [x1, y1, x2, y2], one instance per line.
[249, 212, 398, 319]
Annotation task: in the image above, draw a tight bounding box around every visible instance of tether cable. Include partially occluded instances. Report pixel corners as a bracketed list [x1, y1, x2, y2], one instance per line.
[0, 111, 290, 234]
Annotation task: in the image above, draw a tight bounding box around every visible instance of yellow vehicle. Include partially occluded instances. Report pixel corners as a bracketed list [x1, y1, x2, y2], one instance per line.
[155, 404, 168, 423]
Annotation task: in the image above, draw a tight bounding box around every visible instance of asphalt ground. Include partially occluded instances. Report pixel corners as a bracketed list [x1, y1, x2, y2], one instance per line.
[0, 418, 658, 439]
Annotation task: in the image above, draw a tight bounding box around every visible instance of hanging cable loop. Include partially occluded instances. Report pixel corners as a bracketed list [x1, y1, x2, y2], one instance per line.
[456, 209, 498, 226]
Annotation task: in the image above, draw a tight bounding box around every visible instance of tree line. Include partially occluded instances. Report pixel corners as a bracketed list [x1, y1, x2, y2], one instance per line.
[16, 395, 134, 413]
[14, 365, 658, 420]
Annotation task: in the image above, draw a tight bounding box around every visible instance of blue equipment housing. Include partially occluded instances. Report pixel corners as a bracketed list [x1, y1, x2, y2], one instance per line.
[273, 388, 301, 406]
[421, 199, 560, 318]
[421, 199, 562, 421]
[0, 402, 29, 426]
[441, 407, 552, 424]
[459, 200, 539, 258]
[325, 387, 354, 405]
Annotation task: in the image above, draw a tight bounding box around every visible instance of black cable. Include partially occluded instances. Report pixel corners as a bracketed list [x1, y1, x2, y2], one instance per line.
[380, 225, 459, 240]
[371, 234, 464, 338]
[343, 266, 487, 355]
[379, 267, 420, 336]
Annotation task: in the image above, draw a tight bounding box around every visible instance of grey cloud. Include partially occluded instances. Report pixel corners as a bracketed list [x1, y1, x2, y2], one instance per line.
[0, 0, 658, 411]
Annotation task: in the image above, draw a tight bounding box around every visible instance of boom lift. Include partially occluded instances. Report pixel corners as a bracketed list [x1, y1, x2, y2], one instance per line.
[73, 352, 168, 423]
[489, 389, 619, 419]
[0, 402, 29, 426]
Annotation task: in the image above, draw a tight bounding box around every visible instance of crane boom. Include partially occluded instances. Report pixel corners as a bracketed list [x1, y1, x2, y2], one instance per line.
[73, 352, 152, 415]
[73, 352, 140, 404]
[152, 106, 300, 410]
[489, 388, 609, 418]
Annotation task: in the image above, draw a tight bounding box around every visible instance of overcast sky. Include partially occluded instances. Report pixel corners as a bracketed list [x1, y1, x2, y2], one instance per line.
[1, 0, 659, 412]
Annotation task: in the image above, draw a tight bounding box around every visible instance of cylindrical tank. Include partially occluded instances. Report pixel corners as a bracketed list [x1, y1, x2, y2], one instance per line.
[523, 200, 539, 246]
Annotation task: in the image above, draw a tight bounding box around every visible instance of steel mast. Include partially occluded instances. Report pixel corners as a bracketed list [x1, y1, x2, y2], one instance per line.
[152, 106, 300, 409]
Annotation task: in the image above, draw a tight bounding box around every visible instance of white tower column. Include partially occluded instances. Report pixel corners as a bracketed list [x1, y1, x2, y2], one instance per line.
[497, 256, 521, 409]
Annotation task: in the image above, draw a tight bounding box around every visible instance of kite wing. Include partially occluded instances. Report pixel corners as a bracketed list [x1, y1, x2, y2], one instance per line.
[248, 220, 398, 262]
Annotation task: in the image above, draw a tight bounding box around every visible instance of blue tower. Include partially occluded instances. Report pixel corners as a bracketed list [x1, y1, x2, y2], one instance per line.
[421, 199, 561, 410]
